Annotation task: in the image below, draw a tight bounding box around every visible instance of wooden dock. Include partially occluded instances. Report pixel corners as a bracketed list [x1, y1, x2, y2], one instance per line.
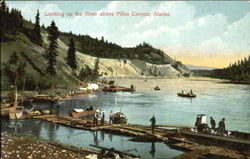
[30, 115, 250, 159]
[33, 115, 170, 142]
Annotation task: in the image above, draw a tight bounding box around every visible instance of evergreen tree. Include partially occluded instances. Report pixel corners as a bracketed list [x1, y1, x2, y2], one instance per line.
[0, 0, 7, 41]
[93, 58, 100, 79]
[46, 21, 58, 76]
[3, 52, 18, 85]
[33, 10, 42, 46]
[67, 38, 77, 70]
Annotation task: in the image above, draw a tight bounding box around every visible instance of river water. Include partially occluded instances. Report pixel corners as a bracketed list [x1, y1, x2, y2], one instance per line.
[2, 78, 250, 159]
[59, 78, 250, 133]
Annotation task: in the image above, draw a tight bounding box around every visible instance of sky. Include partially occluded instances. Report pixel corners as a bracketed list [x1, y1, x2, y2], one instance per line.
[7, 1, 250, 68]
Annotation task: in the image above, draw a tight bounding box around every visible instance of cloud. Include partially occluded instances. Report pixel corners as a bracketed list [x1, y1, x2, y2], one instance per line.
[6, 1, 250, 67]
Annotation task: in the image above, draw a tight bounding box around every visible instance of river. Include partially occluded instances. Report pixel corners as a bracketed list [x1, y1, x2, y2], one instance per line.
[59, 78, 250, 133]
[2, 78, 250, 158]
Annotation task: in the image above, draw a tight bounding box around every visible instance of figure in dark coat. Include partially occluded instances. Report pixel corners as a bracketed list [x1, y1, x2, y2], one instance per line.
[210, 117, 216, 130]
[218, 118, 225, 136]
[150, 115, 156, 134]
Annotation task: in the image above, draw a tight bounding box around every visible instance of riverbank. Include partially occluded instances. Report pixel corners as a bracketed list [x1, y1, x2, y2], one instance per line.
[1, 132, 98, 159]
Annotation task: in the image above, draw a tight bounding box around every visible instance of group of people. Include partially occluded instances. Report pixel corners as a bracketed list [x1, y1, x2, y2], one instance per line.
[210, 117, 226, 136]
[93, 110, 116, 126]
[93, 110, 105, 126]
[149, 115, 227, 136]
[181, 89, 193, 95]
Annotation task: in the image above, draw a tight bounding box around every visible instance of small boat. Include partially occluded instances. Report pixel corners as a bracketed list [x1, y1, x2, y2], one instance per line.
[154, 86, 160, 90]
[71, 108, 97, 118]
[32, 94, 52, 101]
[177, 92, 196, 98]
[9, 106, 24, 119]
[113, 112, 128, 124]
[73, 109, 85, 113]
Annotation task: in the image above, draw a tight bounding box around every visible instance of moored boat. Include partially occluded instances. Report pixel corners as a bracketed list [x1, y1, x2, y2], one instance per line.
[177, 92, 196, 98]
[71, 108, 97, 118]
[9, 106, 24, 119]
[113, 112, 128, 124]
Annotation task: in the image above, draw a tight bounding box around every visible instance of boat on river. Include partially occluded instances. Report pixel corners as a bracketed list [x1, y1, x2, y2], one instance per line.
[103, 86, 135, 92]
[177, 92, 196, 98]
[113, 112, 128, 124]
[154, 86, 160, 90]
[9, 106, 24, 119]
[71, 108, 97, 118]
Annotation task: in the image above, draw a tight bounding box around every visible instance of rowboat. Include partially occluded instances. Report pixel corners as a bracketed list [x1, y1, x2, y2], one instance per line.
[71, 109, 96, 118]
[9, 106, 24, 119]
[154, 86, 160, 90]
[113, 112, 128, 124]
[177, 93, 196, 98]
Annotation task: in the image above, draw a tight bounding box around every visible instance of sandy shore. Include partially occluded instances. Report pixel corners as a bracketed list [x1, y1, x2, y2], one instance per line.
[1, 132, 98, 159]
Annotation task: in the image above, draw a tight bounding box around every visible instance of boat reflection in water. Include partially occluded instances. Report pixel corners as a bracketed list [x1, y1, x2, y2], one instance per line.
[1, 118, 182, 159]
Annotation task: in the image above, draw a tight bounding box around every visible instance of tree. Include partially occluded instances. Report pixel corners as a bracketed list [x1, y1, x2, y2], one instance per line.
[93, 58, 100, 79]
[67, 38, 77, 70]
[3, 52, 18, 85]
[46, 21, 58, 76]
[0, 0, 7, 41]
[33, 10, 42, 46]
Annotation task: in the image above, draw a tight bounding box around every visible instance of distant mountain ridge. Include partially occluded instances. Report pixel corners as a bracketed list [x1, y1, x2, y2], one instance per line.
[185, 64, 218, 70]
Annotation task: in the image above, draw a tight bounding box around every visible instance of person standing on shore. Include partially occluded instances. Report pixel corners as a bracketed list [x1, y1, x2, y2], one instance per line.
[101, 112, 105, 126]
[218, 118, 225, 136]
[109, 110, 113, 124]
[93, 112, 98, 126]
[210, 117, 216, 130]
[150, 115, 156, 134]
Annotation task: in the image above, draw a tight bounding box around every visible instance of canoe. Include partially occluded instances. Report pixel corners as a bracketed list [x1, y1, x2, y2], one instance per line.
[177, 93, 196, 98]
[71, 110, 96, 118]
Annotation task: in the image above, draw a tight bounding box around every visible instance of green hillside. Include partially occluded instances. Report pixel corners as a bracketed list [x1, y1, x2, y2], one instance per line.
[59, 32, 175, 65]
[1, 1, 191, 91]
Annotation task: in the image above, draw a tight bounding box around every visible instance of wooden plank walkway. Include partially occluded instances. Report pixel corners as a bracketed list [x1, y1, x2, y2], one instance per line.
[33, 115, 169, 142]
[181, 130, 250, 145]
[172, 142, 249, 159]
[31, 115, 250, 159]
[157, 124, 194, 129]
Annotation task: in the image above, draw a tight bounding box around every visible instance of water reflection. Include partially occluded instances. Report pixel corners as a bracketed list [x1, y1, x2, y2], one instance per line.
[101, 131, 105, 141]
[149, 142, 156, 158]
[93, 131, 99, 146]
[57, 79, 250, 133]
[109, 133, 113, 142]
[1, 119, 182, 159]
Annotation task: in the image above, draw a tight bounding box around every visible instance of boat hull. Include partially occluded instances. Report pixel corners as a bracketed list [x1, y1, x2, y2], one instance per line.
[9, 111, 23, 119]
[71, 110, 96, 118]
[177, 93, 196, 98]
[113, 112, 128, 124]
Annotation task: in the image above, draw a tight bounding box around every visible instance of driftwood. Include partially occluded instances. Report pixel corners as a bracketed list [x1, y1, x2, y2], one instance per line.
[89, 144, 140, 158]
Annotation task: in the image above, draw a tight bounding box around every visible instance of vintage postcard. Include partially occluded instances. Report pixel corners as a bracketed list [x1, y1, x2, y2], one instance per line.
[1, 1, 250, 159]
